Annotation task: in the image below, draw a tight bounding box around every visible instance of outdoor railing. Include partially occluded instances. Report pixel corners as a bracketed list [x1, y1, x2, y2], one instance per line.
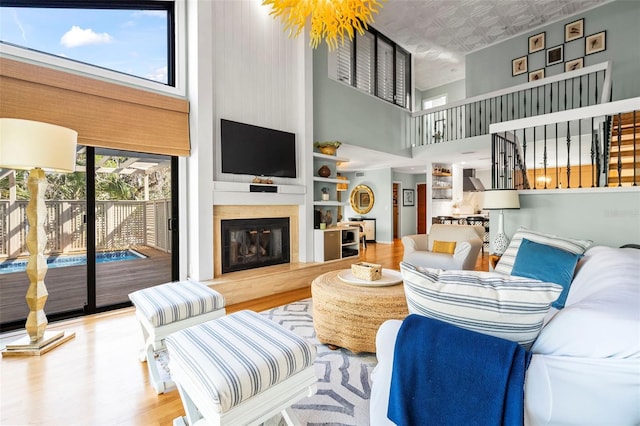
[0, 199, 172, 258]
[408, 61, 612, 148]
[489, 97, 640, 190]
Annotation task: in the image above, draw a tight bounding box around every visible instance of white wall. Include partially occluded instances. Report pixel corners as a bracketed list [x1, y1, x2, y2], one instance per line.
[185, 0, 312, 280]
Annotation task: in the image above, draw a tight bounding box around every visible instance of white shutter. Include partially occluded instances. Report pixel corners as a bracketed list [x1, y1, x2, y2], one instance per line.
[377, 38, 394, 102]
[355, 31, 375, 95]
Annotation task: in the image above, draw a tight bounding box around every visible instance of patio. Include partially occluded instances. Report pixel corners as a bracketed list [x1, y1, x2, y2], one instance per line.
[0, 245, 171, 324]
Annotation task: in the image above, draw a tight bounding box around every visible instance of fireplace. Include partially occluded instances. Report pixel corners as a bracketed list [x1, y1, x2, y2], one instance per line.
[221, 217, 290, 273]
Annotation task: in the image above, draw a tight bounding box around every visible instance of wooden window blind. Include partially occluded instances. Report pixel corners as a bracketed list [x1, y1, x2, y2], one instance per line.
[0, 57, 190, 157]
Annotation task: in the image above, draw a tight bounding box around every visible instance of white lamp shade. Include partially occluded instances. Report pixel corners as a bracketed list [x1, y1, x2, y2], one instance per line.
[483, 189, 520, 210]
[0, 118, 78, 173]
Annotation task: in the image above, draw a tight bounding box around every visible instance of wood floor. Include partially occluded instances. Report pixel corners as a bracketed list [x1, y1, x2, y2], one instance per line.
[0, 240, 488, 426]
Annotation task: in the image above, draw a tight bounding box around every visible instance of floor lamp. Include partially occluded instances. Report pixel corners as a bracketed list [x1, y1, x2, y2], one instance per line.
[483, 189, 520, 256]
[0, 118, 78, 356]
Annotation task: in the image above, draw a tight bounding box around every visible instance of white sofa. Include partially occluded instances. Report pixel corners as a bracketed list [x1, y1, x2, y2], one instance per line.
[370, 245, 640, 425]
[401, 224, 484, 270]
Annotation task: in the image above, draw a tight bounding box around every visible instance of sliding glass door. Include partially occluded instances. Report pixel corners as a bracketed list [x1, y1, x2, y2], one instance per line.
[0, 147, 178, 331]
[91, 148, 176, 310]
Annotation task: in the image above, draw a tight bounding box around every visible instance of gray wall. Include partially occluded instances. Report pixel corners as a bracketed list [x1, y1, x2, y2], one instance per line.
[466, 0, 640, 100]
[313, 44, 412, 156]
[495, 190, 640, 249]
[343, 168, 394, 243]
[419, 79, 466, 106]
[393, 172, 421, 236]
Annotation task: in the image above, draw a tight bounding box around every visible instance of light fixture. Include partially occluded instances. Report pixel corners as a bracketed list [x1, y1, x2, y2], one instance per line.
[336, 174, 348, 191]
[0, 118, 78, 356]
[482, 189, 520, 256]
[262, 0, 385, 49]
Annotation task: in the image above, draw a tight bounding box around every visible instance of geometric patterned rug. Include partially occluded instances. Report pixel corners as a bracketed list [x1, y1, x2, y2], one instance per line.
[261, 298, 377, 426]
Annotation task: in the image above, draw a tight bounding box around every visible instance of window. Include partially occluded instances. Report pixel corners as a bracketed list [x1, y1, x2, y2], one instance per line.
[332, 27, 411, 109]
[0, 1, 175, 86]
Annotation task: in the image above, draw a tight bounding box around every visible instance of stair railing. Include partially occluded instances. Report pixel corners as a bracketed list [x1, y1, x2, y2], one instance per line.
[489, 97, 640, 189]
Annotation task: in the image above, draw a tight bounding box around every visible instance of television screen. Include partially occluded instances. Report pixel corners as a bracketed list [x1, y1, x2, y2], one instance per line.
[221, 119, 297, 178]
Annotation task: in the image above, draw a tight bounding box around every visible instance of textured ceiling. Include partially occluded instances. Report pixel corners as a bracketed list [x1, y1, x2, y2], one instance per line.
[372, 0, 608, 91]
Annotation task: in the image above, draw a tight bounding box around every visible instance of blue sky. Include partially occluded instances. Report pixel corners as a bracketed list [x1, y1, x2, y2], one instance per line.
[0, 6, 168, 83]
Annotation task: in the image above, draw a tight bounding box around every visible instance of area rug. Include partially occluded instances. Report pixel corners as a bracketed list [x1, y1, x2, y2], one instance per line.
[261, 298, 377, 426]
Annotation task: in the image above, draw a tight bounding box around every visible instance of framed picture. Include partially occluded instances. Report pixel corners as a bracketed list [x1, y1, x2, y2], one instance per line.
[512, 56, 528, 76]
[403, 189, 414, 206]
[586, 31, 606, 55]
[546, 45, 564, 66]
[565, 18, 584, 42]
[359, 191, 370, 207]
[565, 57, 584, 72]
[529, 69, 545, 82]
[528, 32, 545, 53]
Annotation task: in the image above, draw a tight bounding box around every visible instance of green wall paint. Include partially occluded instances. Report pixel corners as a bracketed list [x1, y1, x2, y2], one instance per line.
[496, 191, 640, 248]
[313, 44, 412, 156]
[466, 1, 640, 100]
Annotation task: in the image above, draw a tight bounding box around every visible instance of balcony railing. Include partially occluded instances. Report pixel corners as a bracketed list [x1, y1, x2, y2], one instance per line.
[0, 199, 172, 258]
[408, 61, 612, 148]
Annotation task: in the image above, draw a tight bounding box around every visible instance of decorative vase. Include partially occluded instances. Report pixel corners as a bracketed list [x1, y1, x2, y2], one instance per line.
[318, 165, 331, 178]
[322, 193, 330, 201]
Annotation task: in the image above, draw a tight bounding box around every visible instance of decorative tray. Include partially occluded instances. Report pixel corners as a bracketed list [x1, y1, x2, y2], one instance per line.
[337, 268, 402, 287]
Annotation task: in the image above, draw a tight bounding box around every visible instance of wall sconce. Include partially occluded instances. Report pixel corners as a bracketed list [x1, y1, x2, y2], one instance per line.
[336, 174, 348, 191]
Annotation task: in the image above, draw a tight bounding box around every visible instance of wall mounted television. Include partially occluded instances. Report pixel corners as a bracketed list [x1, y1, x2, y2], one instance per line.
[221, 119, 297, 178]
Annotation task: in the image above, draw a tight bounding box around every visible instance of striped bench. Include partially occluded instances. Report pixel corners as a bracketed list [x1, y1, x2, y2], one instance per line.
[128, 280, 226, 394]
[166, 310, 317, 426]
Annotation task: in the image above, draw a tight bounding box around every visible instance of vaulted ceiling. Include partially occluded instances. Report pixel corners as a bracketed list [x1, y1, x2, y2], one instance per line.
[373, 0, 608, 91]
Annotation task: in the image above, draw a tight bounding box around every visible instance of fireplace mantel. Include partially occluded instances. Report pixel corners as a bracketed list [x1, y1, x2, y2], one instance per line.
[213, 181, 306, 206]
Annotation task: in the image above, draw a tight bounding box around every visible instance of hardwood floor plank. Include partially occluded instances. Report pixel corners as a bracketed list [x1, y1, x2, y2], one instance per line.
[0, 240, 488, 425]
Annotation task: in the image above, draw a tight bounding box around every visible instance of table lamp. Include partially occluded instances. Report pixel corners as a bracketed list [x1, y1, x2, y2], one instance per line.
[0, 118, 78, 356]
[483, 189, 520, 256]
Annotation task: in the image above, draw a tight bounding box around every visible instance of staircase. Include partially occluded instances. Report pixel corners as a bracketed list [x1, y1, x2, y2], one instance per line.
[608, 111, 639, 186]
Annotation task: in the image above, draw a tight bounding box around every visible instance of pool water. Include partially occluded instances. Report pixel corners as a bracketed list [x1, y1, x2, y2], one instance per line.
[0, 250, 147, 274]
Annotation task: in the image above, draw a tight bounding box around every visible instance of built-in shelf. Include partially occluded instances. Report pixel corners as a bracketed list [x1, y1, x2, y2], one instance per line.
[314, 200, 347, 206]
[313, 152, 349, 163]
[313, 176, 349, 184]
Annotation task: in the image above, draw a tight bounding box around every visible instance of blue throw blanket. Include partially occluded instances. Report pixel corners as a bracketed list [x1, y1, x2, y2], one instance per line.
[388, 314, 531, 426]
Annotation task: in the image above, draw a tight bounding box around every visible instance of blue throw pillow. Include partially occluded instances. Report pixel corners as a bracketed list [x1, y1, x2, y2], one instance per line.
[511, 238, 582, 309]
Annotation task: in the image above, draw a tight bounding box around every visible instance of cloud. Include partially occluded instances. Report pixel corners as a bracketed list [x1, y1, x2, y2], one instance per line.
[11, 10, 27, 42]
[147, 66, 168, 83]
[60, 26, 113, 48]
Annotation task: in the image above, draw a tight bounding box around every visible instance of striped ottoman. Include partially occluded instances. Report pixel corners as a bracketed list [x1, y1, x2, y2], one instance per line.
[128, 280, 226, 393]
[166, 310, 317, 426]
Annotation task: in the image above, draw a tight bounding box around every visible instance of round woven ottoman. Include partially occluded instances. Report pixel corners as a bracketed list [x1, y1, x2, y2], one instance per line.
[311, 270, 409, 353]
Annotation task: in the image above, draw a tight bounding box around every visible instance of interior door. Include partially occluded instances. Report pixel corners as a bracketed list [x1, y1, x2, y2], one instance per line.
[417, 183, 427, 234]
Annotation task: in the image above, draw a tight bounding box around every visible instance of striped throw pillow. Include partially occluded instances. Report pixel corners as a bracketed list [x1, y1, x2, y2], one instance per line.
[494, 227, 592, 275]
[400, 262, 563, 349]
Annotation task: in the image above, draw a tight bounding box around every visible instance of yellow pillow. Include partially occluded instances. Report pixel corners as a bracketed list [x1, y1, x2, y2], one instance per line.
[433, 240, 457, 254]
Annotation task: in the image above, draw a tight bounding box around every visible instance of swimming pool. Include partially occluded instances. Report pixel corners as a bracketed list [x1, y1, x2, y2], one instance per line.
[0, 250, 147, 274]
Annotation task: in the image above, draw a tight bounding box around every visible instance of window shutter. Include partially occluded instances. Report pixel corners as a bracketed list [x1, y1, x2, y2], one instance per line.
[376, 38, 394, 102]
[355, 32, 375, 95]
[336, 40, 353, 85]
[395, 50, 407, 108]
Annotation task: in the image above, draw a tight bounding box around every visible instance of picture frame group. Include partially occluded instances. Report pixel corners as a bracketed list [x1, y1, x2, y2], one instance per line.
[513, 17, 607, 80]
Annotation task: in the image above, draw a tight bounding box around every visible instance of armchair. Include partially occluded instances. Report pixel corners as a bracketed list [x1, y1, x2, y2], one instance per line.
[401, 224, 484, 270]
